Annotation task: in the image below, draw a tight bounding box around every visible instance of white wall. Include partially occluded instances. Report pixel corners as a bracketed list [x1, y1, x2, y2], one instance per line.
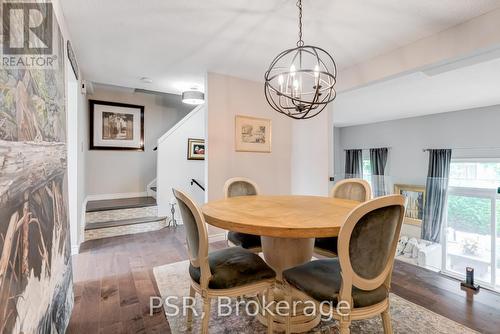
[77, 87, 88, 248]
[206, 73, 293, 201]
[157, 106, 206, 217]
[54, 0, 88, 252]
[335, 104, 500, 235]
[290, 111, 330, 196]
[66, 69, 79, 254]
[86, 85, 193, 197]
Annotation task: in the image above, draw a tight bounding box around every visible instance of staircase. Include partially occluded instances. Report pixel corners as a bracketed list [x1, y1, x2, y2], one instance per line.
[84, 196, 168, 241]
[156, 104, 206, 216]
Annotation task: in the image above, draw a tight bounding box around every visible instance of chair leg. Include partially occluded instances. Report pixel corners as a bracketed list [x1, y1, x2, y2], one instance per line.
[381, 309, 393, 334]
[266, 286, 274, 334]
[201, 297, 211, 334]
[187, 285, 195, 328]
[338, 303, 352, 334]
[339, 318, 351, 334]
[285, 285, 292, 334]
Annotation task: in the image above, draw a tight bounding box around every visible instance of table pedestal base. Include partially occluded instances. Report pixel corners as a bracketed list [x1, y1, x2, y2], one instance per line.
[258, 237, 320, 333]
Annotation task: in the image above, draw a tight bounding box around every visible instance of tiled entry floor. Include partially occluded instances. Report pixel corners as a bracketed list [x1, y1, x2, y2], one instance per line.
[84, 197, 167, 241]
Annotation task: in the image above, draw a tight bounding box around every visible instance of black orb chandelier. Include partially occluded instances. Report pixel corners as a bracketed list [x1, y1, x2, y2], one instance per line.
[264, 0, 337, 120]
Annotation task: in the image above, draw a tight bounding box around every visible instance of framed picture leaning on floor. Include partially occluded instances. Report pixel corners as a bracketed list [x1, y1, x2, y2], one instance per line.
[394, 184, 426, 225]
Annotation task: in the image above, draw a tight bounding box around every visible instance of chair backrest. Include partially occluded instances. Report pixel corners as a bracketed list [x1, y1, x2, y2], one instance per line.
[223, 177, 260, 199]
[331, 178, 372, 202]
[172, 189, 211, 286]
[337, 195, 405, 300]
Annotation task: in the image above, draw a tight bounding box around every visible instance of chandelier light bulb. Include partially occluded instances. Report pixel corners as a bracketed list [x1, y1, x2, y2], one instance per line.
[278, 75, 284, 93]
[314, 64, 319, 78]
[290, 64, 296, 76]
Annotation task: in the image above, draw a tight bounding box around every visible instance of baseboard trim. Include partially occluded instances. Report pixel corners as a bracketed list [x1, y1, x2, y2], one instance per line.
[86, 192, 149, 202]
[71, 244, 80, 255]
[146, 179, 157, 199]
[208, 233, 226, 243]
[79, 197, 88, 246]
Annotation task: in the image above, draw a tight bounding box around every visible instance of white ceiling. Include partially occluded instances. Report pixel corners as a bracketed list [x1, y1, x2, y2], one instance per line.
[333, 55, 500, 127]
[61, 0, 500, 94]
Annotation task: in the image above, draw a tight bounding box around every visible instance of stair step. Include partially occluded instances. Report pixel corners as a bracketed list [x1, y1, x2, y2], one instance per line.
[86, 196, 156, 212]
[85, 216, 167, 230]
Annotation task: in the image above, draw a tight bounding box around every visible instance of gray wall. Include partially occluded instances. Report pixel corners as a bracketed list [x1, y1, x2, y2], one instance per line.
[335, 104, 500, 187]
[86, 85, 193, 196]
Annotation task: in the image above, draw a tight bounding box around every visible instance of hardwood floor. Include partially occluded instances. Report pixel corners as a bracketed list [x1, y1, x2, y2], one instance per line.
[67, 227, 500, 334]
[391, 261, 500, 334]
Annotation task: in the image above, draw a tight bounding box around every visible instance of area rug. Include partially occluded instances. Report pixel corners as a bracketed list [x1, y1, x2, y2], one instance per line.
[153, 260, 478, 334]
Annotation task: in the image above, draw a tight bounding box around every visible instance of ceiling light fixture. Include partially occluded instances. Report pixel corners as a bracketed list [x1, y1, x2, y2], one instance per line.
[264, 0, 337, 119]
[182, 89, 205, 105]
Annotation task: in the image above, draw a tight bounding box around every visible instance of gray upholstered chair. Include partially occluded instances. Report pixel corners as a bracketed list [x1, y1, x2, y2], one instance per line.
[224, 177, 262, 252]
[314, 178, 372, 257]
[284, 195, 406, 334]
[173, 189, 276, 334]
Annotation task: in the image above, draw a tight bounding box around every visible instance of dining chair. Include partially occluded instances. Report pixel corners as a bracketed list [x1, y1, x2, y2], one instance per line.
[314, 178, 372, 257]
[224, 177, 262, 252]
[172, 189, 276, 334]
[283, 195, 406, 334]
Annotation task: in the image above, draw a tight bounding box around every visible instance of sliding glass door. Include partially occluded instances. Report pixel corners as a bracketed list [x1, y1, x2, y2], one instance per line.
[443, 160, 500, 290]
[444, 187, 496, 286]
[497, 198, 500, 288]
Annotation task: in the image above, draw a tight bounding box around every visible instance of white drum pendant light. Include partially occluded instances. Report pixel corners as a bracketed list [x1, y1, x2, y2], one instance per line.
[182, 90, 205, 105]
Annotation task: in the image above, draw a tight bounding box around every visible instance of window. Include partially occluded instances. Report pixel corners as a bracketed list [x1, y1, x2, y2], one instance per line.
[362, 151, 371, 183]
[497, 198, 500, 287]
[449, 161, 500, 188]
[444, 160, 500, 290]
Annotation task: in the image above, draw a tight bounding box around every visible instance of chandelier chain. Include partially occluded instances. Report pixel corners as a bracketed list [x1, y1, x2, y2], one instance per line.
[297, 0, 304, 47]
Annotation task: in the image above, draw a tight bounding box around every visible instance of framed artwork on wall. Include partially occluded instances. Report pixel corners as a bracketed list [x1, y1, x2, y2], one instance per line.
[394, 184, 426, 225]
[89, 100, 144, 151]
[187, 138, 205, 160]
[235, 115, 272, 153]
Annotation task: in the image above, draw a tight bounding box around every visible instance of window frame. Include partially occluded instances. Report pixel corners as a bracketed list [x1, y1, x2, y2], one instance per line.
[444, 159, 500, 290]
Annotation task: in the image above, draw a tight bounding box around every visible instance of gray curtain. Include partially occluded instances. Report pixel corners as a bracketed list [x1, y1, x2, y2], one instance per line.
[344, 149, 363, 178]
[370, 148, 388, 197]
[421, 149, 452, 243]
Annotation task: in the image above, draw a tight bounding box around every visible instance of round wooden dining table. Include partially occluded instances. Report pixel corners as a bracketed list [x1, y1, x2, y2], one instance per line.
[201, 195, 360, 332]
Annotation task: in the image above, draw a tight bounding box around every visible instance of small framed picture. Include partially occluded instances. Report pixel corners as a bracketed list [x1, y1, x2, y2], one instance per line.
[394, 184, 426, 225]
[187, 138, 205, 160]
[235, 115, 272, 153]
[89, 100, 144, 151]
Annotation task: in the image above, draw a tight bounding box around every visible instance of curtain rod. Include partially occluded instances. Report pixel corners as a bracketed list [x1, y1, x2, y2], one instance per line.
[422, 146, 500, 152]
[343, 147, 391, 151]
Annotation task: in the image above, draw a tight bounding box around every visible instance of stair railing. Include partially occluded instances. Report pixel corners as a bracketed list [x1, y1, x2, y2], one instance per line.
[190, 179, 205, 191]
